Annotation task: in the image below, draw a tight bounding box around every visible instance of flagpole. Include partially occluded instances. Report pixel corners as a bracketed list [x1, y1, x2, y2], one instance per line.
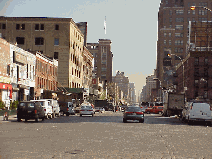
[104, 16, 106, 39]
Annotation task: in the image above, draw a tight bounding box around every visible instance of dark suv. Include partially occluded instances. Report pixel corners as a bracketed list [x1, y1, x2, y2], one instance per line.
[17, 101, 45, 122]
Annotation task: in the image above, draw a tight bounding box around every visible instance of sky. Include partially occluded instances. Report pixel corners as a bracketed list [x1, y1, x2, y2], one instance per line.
[0, 0, 162, 97]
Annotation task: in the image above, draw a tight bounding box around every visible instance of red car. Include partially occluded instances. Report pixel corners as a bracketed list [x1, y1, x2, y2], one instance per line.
[145, 106, 163, 114]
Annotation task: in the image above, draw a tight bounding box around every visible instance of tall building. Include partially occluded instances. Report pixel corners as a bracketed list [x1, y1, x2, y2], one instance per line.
[112, 71, 129, 101]
[0, 16, 87, 90]
[145, 73, 156, 102]
[129, 82, 136, 104]
[156, 0, 212, 88]
[87, 39, 113, 83]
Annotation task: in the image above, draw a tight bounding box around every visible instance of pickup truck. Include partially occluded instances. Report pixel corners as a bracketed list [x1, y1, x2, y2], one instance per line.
[145, 106, 163, 114]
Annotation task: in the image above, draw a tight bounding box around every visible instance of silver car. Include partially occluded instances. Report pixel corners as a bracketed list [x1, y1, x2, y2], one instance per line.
[80, 106, 94, 117]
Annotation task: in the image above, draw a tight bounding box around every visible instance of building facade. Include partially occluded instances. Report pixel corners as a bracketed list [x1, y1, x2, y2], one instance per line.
[0, 16, 86, 90]
[87, 39, 113, 83]
[156, 0, 212, 88]
[112, 71, 129, 102]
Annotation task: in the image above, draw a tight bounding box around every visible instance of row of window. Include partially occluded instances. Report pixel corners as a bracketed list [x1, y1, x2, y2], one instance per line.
[37, 77, 57, 91]
[16, 37, 60, 46]
[36, 60, 56, 76]
[164, 32, 183, 37]
[72, 67, 81, 78]
[166, 2, 208, 8]
[164, 47, 184, 53]
[0, 23, 60, 31]
[164, 40, 183, 45]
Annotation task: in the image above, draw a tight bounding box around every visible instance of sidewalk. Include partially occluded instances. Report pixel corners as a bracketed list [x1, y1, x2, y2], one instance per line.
[0, 114, 17, 123]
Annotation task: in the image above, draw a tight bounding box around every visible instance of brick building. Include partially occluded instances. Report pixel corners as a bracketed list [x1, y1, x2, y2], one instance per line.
[87, 39, 113, 83]
[156, 0, 212, 88]
[0, 16, 86, 90]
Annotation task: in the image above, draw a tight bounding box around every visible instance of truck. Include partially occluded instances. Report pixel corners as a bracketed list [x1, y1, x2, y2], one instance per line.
[94, 100, 114, 111]
[162, 92, 185, 117]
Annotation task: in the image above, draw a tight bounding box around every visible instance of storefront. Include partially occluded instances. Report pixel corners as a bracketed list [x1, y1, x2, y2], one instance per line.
[0, 83, 12, 109]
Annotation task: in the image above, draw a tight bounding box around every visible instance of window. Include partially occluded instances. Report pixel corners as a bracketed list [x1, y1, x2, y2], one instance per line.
[164, 33, 167, 37]
[35, 24, 39, 30]
[194, 57, 199, 65]
[176, 10, 184, 15]
[35, 37, 44, 45]
[169, 18, 172, 23]
[205, 58, 208, 65]
[169, 33, 171, 37]
[175, 25, 183, 30]
[174, 48, 183, 53]
[2, 23, 6, 29]
[176, 18, 184, 22]
[54, 52, 58, 59]
[204, 91, 208, 98]
[35, 24, 44, 31]
[192, 10, 195, 15]
[16, 24, 20, 30]
[55, 24, 59, 30]
[199, 10, 207, 15]
[187, 17, 190, 22]
[169, 40, 171, 45]
[54, 38, 59, 46]
[175, 33, 183, 37]
[192, 17, 195, 22]
[175, 40, 183, 45]
[164, 40, 166, 45]
[199, 17, 207, 22]
[199, 2, 207, 7]
[40, 24, 44, 30]
[16, 37, 25, 45]
[188, 10, 190, 14]
[169, 10, 172, 15]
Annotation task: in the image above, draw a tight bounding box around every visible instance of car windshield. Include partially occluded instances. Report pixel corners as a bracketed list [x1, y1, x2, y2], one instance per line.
[126, 107, 141, 112]
[27, 103, 34, 108]
[81, 106, 92, 109]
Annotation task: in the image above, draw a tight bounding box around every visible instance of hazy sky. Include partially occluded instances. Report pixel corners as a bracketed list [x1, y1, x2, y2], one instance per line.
[0, 0, 162, 95]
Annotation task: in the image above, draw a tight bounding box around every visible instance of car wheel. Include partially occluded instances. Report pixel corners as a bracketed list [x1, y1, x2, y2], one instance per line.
[123, 119, 127, 123]
[158, 111, 162, 115]
[42, 117, 45, 121]
[92, 114, 94, 117]
[25, 119, 28, 122]
[35, 118, 39, 122]
[17, 118, 21, 122]
[139, 119, 144, 123]
[80, 114, 82, 117]
[66, 113, 69, 116]
[49, 114, 52, 119]
[58, 113, 60, 117]
[60, 111, 64, 116]
[147, 111, 150, 114]
[52, 112, 55, 118]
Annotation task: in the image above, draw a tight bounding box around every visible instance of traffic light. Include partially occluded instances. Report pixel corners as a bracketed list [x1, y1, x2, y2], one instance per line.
[190, 6, 196, 10]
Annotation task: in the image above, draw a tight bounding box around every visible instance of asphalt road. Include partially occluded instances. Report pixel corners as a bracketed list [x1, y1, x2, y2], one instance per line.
[0, 111, 212, 158]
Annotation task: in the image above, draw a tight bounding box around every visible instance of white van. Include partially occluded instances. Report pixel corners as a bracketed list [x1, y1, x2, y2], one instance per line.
[31, 100, 53, 119]
[46, 99, 60, 117]
[182, 102, 212, 124]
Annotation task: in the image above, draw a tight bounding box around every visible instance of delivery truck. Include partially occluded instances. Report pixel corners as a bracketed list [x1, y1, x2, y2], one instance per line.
[162, 92, 185, 117]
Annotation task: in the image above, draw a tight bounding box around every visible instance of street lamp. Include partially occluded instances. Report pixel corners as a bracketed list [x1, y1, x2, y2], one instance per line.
[167, 53, 185, 93]
[153, 78, 162, 102]
[190, 6, 212, 12]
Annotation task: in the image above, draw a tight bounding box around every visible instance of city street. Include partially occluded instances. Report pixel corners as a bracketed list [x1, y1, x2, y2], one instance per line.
[1, 111, 212, 158]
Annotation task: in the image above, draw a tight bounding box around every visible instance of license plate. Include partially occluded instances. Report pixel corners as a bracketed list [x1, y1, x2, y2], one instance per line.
[28, 111, 32, 113]
[133, 113, 136, 115]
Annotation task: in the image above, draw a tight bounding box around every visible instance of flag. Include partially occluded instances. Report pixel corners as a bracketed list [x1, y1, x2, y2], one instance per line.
[104, 16, 106, 34]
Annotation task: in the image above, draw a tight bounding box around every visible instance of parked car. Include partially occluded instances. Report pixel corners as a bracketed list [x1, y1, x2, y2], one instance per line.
[58, 101, 75, 116]
[182, 101, 212, 125]
[95, 107, 105, 113]
[140, 106, 148, 113]
[145, 106, 163, 114]
[123, 106, 144, 123]
[80, 105, 94, 117]
[17, 101, 45, 122]
[46, 99, 60, 117]
[31, 100, 53, 119]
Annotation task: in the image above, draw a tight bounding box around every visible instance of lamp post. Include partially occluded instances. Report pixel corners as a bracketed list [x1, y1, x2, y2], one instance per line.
[168, 53, 184, 93]
[190, 6, 212, 13]
[153, 78, 162, 102]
